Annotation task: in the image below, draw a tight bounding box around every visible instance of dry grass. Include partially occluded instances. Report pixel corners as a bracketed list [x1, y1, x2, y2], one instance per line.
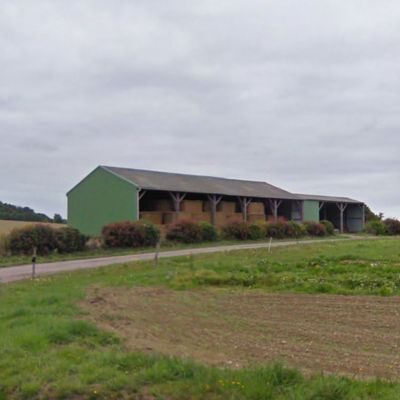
[83, 286, 400, 380]
[0, 219, 64, 236]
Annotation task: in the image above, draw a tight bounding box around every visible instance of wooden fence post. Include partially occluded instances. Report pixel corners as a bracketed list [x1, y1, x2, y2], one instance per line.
[153, 241, 160, 267]
[32, 246, 37, 279]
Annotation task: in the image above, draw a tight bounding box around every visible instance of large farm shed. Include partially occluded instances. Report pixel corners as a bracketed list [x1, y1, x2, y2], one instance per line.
[67, 166, 365, 236]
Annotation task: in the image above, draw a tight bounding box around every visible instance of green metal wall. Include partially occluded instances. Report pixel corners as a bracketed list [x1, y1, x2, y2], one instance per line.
[67, 167, 138, 236]
[346, 204, 364, 233]
[302, 200, 320, 222]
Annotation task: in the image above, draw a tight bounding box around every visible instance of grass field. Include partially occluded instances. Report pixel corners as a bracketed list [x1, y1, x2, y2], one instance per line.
[0, 219, 65, 236]
[1, 238, 400, 399]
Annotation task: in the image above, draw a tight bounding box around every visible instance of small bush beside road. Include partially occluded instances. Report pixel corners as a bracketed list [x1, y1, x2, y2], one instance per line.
[320, 220, 335, 235]
[7, 224, 86, 255]
[303, 221, 327, 237]
[365, 218, 400, 236]
[222, 222, 253, 240]
[102, 220, 160, 248]
[165, 219, 203, 243]
[384, 218, 400, 235]
[198, 221, 218, 242]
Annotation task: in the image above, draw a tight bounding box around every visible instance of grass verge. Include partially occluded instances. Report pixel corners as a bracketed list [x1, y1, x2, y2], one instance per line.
[0, 235, 351, 268]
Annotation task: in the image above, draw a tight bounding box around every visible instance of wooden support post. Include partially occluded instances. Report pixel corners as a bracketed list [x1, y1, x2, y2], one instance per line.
[238, 197, 252, 222]
[207, 194, 223, 226]
[139, 190, 147, 201]
[269, 199, 282, 221]
[319, 201, 325, 211]
[169, 192, 186, 220]
[336, 203, 348, 233]
[137, 190, 147, 220]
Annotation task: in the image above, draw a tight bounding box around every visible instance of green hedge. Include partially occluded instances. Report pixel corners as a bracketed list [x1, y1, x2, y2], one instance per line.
[166, 220, 203, 244]
[7, 225, 86, 255]
[365, 219, 400, 236]
[222, 220, 332, 241]
[102, 220, 160, 248]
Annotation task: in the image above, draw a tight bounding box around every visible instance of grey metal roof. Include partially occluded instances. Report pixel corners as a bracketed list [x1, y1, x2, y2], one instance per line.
[295, 193, 363, 204]
[102, 166, 296, 200]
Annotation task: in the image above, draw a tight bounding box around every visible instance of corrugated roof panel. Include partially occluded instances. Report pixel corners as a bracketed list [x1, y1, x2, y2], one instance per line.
[102, 166, 296, 199]
[295, 193, 362, 204]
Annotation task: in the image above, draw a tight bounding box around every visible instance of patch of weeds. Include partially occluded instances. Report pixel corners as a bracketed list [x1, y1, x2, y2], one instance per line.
[307, 378, 350, 400]
[47, 320, 118, 346]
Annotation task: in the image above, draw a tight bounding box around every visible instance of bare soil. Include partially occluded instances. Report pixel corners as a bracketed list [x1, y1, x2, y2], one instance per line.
[82, 287, 400, 379]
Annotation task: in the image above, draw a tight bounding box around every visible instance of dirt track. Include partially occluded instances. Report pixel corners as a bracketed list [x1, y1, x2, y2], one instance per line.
[83, 287, 400, 380]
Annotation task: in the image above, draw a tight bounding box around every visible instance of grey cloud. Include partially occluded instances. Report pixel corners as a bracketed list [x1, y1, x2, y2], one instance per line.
[0, 0, 399, 218]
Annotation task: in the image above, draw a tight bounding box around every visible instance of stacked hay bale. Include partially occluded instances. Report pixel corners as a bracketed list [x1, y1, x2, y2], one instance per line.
[141, 198, 259, 227]
[162, 199, 212, 224]
[219, 201, 242, 226]
[149, 199, 173, 225]
[247, 202, 266, 223]
[182, 200, 211, 223]
[139, 212, 163, 225]
[162, 212, 177, 225]
[154, 199, 174, 212]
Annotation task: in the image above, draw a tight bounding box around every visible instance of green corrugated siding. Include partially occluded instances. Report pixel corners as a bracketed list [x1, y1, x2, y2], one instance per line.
[67, 167, 138, 236]
[303, 200, 320, 222]
[346, 204, 364, 233]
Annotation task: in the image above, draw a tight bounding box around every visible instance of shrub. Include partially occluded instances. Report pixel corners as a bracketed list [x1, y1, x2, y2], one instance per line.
[7, 225, 87, 255]
[320, 220, 335, 235]
[252, 221, 268, 236]
[364, 220, 387, 236]
[8, 224, 59, 255]
[248, 223, 265, 240]
[0, 234, 10, 256]
[55, 227, 86, 253]
[383, 218, 400, 235]
[140, 221, 162, 246]
[198, 221, 218, 242]
[102, 220, 160, 248]
[265, 221, 289, 239]
[221, 222, 251, 240]
[287, 221, 307, 238]
[303, 221, 327, 237]
[85, 237, 103, 250]
[165, 220, 202, 243]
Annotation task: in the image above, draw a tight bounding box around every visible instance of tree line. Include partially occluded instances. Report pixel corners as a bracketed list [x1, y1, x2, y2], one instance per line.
[0, 201, 64, 223]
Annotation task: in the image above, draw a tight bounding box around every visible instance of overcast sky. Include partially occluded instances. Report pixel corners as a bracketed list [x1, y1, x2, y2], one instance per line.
[1, 0, 399, 218]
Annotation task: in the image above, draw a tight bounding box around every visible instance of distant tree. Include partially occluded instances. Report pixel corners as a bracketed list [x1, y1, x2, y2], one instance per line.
[53, 213, 64, 224]
[365, 205, 383, 222]
[0, 201, 51, 222]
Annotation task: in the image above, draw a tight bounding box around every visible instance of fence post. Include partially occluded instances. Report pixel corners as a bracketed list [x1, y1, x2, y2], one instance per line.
[268, 237, 272, 253]
[32, 246, 37, 279]
[153, 241, 160, 267]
